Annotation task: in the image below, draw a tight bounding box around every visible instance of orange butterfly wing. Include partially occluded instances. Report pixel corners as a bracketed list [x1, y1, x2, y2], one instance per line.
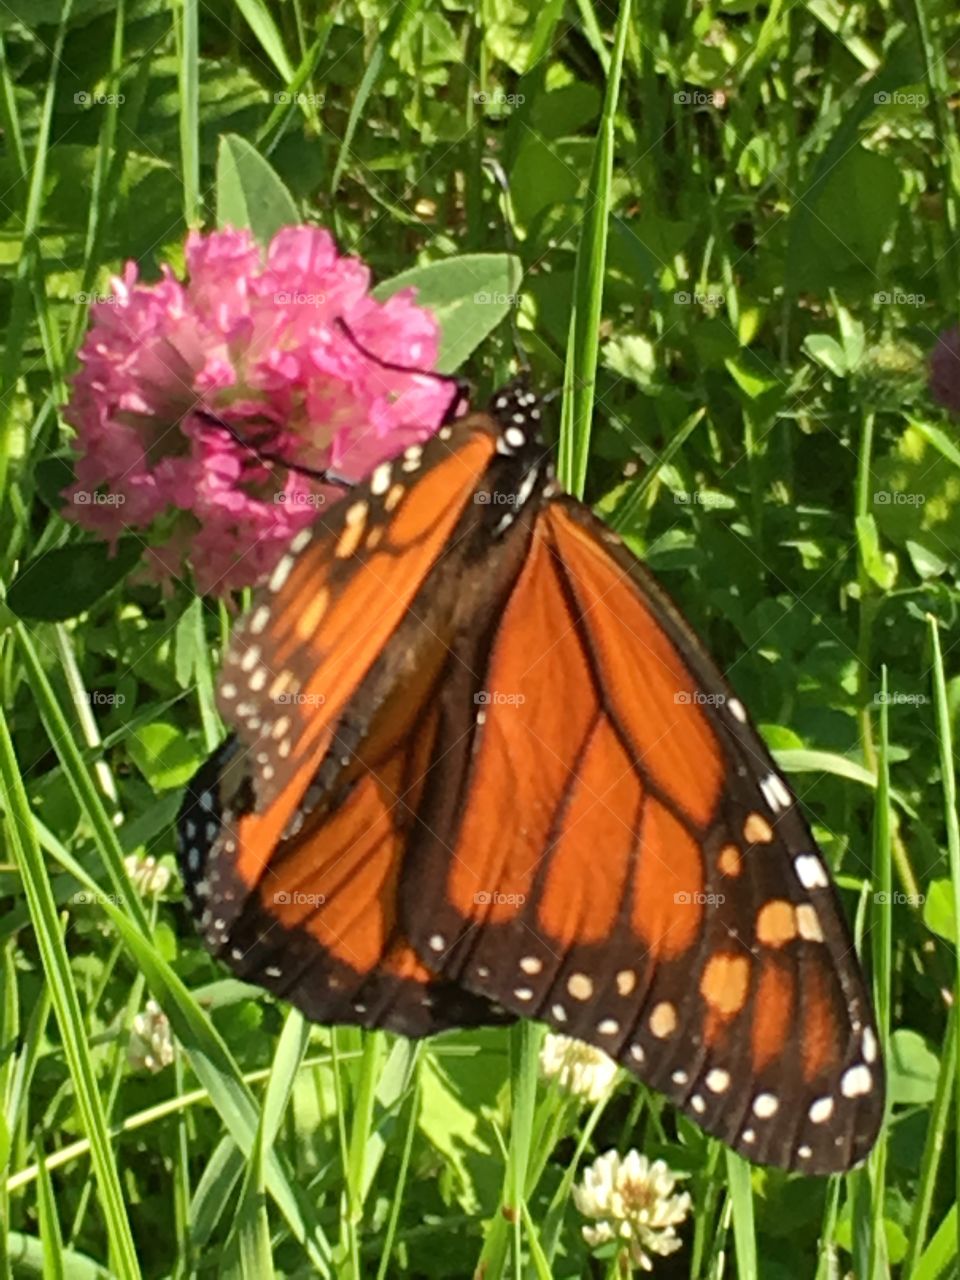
[400, 498, 883, 1172]
[178, 423, 515, 1033]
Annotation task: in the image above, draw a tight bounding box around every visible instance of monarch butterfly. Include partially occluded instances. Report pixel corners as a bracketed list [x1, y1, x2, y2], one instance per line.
[177, 380, 883, 1174]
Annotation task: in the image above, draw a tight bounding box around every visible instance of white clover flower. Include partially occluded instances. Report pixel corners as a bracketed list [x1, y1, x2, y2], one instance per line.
[539, 1033, 619, 1104]
[127, 999, 174, 1072]
[123, 853, 172, 897]
[574, 1149, 692, 1271]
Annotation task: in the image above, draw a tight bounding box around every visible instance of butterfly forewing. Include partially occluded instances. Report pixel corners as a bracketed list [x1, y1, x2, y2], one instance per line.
[177, 417, 522, 1033]
[399, 500, 883, 1173]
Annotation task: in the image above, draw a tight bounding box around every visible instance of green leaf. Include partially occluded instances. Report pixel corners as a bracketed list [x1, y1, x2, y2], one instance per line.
[802, 333, 849, 378]
[7, 539, 142, 621]
[855, 514, 898, 590]
[602, 334, 658, 388]
[889, 1029, 939, 1105]
[175, 597, 203, 690]
[234, 0, 294, 82]
[128, 722, 205, 792]
[216, 134, 298, 245]
[417, 1038, 506, 1214]
[923, 878, 956, 943]
[373, 254, 522, 373]
[724, 354, 781, 400]
[874, 423, 960, 564]
[906, 539, 949, 579]
[836, 302, 866, 369]
[32, 453, 75, 510]
[913, 419, 960, 471]
[788, 146, 901, 291]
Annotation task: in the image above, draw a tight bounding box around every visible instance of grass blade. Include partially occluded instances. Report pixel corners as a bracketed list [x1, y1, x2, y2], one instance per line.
[0, 711, 141, 1278]
[558, 0, 632, 497]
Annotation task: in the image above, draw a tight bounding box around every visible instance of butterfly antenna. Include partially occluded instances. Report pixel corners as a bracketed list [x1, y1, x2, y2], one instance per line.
[333, 317, 470, 424]
[191, 407, 353, 489]
[481, 156, 530, 378]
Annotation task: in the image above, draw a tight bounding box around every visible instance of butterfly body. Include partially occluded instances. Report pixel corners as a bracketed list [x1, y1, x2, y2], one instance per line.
[177, 384, 883, 1172]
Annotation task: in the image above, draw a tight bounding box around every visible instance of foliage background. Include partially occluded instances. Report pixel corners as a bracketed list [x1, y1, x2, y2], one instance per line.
[0, 1, 959, 1277]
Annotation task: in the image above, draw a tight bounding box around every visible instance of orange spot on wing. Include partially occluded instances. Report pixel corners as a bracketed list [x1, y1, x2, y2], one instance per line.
[743, 813, 774, 844]
[717, 843, 742, 877]
[631, 799, 703, 959]
[295, 585, 331, 634]
[755, 900, 798, 949]
[381, 939, 436, 984]
[700, 952, 750, 1017]
[751, 956, 794, 1073]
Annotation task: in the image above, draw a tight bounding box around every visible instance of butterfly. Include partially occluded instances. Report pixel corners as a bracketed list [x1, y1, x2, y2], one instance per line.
[176, 380, 884, 1174]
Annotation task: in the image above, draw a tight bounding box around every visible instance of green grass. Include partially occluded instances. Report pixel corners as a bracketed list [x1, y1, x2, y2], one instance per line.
[1, 1, 959, 1277]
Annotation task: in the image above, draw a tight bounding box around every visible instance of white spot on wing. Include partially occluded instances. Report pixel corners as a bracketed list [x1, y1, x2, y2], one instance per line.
[249, 606, 271, 635]
[760, 772, 792, 812]
[705, 1068, 730, 1093]
[370, 462, 392, 495]
[841, 1064, 872, 1098]
[809, 1096, 834, 1124]
[862, 1027, 878, 1064]
[794, 854, 829, 890]
[753, 1092, 779, 1119]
